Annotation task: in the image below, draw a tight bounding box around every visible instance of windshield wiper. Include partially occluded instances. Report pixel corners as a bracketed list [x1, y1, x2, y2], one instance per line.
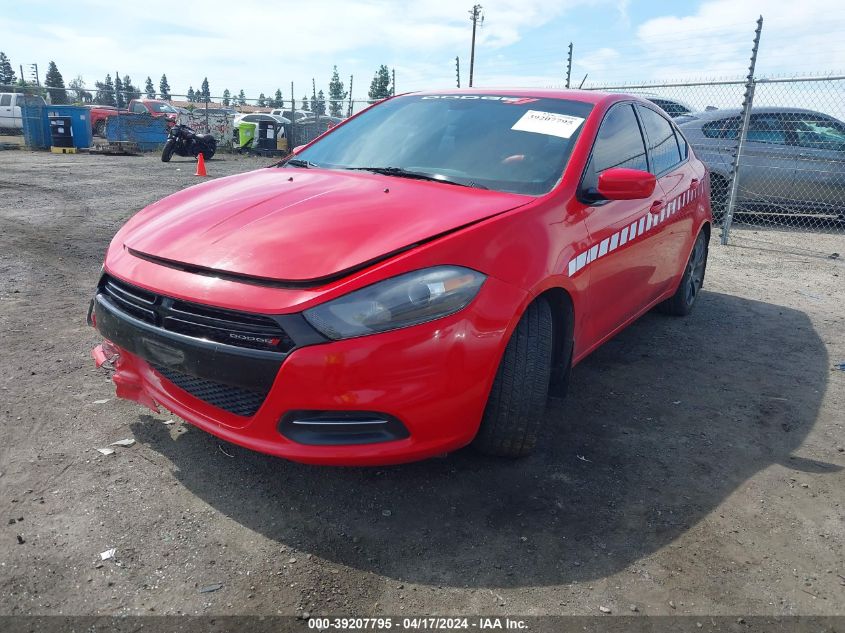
[283, 158, 318, 168]
[343, 166, 487, 189]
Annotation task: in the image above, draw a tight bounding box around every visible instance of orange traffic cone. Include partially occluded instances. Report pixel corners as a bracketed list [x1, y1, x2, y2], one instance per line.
[195, 152, 207, 177]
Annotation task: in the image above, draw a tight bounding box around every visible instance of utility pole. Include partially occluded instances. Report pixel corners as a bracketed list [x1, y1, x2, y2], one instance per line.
[392, 68, 396, 96]
[347, 74, 354, 117]
[565, 42, 573, 89]
[455, 57, 461, 88]
[468, 4, 483, 88]
[30, 63, 40, 88]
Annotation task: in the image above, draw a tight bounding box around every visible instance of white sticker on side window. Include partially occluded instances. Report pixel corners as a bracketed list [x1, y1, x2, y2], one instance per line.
[511, 110, 585, 138]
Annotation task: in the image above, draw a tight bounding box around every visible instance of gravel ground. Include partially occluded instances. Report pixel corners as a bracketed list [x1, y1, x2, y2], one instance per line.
[0, 151, 843, 618]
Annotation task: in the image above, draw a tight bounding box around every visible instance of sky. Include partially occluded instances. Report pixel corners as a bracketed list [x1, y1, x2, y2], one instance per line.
[1, 0, 844, 105]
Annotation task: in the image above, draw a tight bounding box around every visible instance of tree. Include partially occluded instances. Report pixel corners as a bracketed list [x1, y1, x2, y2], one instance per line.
[222, 89, 231, 106]
[44, 61, 68, 104]
[95, 74, 116, 106]
[159, 74, 171, 100]
[237, 89, 246, 106]
[123, 75, 141, 101]
[273, 88, 283, 108]
[186, 86, 195, 102]
[301, 94, 309, 111]
[315, 89, 326, 115]
[200, 77, 210, 102]
[144, 76, 155, 99]
[368, 64, 391, 102]
[257, 92, 266, 107]
[327, 65, 347, 117]
[0, 52, 16, 87]
[68, 75, 92, 103]
[113, 73, 125, 108]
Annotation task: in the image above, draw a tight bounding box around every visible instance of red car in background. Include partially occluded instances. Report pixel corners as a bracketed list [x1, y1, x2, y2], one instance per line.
[89, 99, 178, 136]
[89, 89, 711, 466]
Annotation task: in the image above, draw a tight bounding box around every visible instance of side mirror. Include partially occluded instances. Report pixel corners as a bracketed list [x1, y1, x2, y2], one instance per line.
[597, 167, 656, 200]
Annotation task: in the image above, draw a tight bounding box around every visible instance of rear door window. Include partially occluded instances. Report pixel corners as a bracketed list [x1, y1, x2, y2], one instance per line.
[746, 114, 788, 145]
[637, 105, 683, 175]
[581, 104, 648, 192]
[0, 94, 11, 107]
[702, 117, 740, 139]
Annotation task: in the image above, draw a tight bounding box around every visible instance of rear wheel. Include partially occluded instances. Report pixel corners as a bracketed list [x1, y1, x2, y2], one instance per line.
[200, 136, 216, 160]
[710, 174, 729, 222]
[657, 230, 709, 316]
[473, 298, 553, 457]
[161, 139, 175, 162]
[94, 120, 106, 137]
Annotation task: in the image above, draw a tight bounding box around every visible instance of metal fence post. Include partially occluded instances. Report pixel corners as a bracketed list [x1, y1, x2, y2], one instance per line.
[721, 15, 763, 245]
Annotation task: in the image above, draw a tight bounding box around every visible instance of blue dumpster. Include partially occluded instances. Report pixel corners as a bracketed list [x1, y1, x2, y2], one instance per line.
[46, 105, 92, 149]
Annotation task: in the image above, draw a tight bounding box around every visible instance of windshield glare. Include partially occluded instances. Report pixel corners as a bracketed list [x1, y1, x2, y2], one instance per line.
[294, 95, 593, 195]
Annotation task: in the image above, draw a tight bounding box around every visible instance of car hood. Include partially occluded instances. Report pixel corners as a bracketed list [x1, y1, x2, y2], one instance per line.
[119, 168, 531, 283]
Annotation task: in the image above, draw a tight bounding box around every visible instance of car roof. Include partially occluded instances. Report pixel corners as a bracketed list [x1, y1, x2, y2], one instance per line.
[684, 106, 835, 121]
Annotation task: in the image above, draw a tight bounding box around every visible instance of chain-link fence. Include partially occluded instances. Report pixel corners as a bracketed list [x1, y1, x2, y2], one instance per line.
[4, 76, 845, 242]
[585, 75, 845, 237]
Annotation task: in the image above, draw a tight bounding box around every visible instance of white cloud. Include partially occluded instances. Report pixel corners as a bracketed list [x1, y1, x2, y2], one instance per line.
[0, 0, 596, 100]
[2, 0, 842, 104]
[574, 0, 845, 84]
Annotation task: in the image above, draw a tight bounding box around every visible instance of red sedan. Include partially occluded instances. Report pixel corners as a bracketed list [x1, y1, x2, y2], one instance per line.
[89, 89, 712, 466]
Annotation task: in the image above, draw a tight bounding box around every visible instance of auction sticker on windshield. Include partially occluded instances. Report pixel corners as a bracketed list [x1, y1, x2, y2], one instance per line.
[511, 110, 585, 138]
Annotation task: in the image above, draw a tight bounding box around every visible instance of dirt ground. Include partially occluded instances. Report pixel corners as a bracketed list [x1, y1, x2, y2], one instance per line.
[0, 150, 843, 619]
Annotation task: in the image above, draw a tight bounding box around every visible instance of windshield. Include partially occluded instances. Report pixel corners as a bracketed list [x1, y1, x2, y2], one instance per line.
[149, 102, 176, 113]
[293, 94, 593, 195]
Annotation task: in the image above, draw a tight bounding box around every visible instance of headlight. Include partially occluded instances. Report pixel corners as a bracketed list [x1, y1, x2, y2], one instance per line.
[304, 266, 486, 340]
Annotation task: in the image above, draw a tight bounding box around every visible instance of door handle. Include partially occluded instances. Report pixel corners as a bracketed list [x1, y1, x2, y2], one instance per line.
[649, 200, 664, 214]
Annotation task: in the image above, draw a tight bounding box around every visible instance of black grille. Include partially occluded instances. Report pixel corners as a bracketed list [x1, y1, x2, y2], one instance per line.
[100, 275, 294, 353]
[151, 363, 266, 417]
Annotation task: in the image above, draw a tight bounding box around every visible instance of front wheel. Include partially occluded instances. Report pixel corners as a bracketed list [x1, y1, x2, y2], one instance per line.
[161, 139, 176, 162]
[657, 229, 709, 316]
[473, 298, 553, 457]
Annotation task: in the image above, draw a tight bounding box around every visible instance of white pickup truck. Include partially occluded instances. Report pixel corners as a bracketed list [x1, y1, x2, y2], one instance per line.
[0, 92, 46, 130]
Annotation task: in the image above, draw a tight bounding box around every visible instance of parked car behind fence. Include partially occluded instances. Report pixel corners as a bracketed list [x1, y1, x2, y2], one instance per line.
[679, 107, 845, 222]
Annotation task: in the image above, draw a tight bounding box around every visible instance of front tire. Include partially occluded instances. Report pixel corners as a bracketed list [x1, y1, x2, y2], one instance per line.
[657, 229, 709, 316]
[473, 298, 553, 457]
[161, 139, 175, 162]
